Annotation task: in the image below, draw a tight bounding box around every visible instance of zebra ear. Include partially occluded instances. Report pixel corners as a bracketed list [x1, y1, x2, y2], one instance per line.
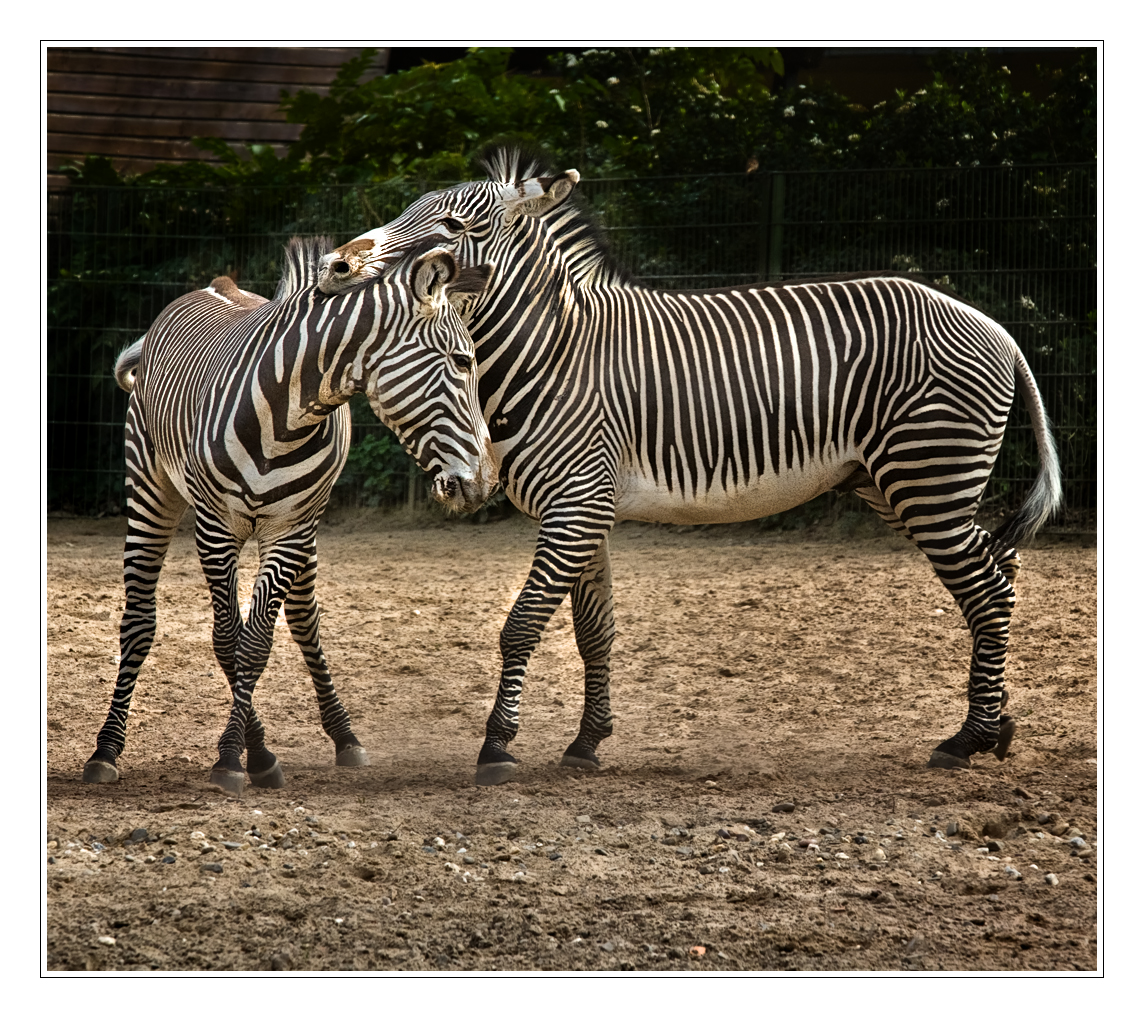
[412, 248, 459, 306]
[445, 264, 492, 318]
[500, 169, 580, 224]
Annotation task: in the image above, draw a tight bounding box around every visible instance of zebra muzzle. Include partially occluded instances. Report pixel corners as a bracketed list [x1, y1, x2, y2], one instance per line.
[431, 473, 491, 514]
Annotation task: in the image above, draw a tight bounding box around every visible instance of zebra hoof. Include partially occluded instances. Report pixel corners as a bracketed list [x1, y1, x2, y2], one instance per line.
[82, 759, 119, 784]
[560, 748, 600, 770]
[991, 716, 1017, 761]
[209, 768, 247, 796]
[248, 761, 286, 789]
[336, 745, 370, 768]
[475, 761, 519, 786]
[927, 750, 971, 770]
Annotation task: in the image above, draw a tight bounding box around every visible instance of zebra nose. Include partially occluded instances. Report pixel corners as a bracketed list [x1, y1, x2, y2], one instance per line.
[332, 261, 350, 274]
[431, 472, 492, 514]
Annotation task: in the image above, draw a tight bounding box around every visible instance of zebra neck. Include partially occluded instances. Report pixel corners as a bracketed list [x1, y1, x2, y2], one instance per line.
[256, 293, 368, 431]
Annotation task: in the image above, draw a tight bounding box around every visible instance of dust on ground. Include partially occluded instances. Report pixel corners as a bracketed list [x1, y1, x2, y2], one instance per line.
[45, 509, 1098, 971]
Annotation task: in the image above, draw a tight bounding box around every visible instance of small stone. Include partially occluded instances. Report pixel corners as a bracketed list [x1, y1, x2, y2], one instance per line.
[986, 839, 1005, 853]
[576, 815, 591, 824]
[1044, 873, 1060, 886]
[161, 855, 177, 864]
[772, 802, 796, 813]
[97, 936, 116, 947]
[1004, 865, 1021, 880]
[600, 941, 615, 952]
[1013, 786, 1033, 799]
[221, 842, 242, 850]
[689, 945, 706, 957]
[946, 822, 960, 837]
[872, 848, 886, 861]
[1069, 836, 1088, 849]
[201, 863, 223, 874]
[126, 828, 148, 844]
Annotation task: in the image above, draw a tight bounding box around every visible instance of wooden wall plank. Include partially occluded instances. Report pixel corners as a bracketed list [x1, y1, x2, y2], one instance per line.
[48, 72, 319, 105]
[49, 93, 285, 122]
[49, 113, 302, 143]
[88, 46, 380, 68]
[46, 49, 377, 86]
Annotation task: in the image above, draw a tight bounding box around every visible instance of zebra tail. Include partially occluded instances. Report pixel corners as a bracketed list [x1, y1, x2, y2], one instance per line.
[114, 337, 145, 392]
[988, 344, 1063, 552]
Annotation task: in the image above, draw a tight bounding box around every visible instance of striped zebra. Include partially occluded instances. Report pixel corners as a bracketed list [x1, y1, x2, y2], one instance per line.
[83, 236, 495, 795]
[317, 146, 1061, 785]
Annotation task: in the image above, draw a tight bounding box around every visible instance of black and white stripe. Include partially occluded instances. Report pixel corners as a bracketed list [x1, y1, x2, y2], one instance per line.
[84, 237, 495, 794]
[319, 146, 1061, 783]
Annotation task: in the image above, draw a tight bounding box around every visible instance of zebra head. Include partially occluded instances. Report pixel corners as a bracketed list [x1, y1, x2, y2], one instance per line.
[351, 242, 497, 513]
[317, 147, 580, 297]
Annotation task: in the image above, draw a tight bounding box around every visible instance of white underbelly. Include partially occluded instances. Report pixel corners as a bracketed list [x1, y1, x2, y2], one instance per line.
[614, 460, 858, 525]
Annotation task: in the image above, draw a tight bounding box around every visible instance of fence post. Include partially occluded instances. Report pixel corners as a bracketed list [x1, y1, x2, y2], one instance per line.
[767, 173, 785, 281]
[406, 457, 420, 511]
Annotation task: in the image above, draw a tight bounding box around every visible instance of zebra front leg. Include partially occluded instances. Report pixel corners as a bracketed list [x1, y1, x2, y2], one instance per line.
[84, 435, 187, 783]
[561, 536, 615, 770]
[210, 563, 298, 795]
[476, 512, 613, 786]
[284, 539, 369, 767]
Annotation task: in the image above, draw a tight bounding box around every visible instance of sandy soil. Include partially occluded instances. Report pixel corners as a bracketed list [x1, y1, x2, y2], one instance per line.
[45, 509, 1098, 972]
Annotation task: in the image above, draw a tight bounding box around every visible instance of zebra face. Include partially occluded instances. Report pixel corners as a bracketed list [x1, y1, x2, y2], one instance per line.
[360, 247, 497, 515]
[316, 168, 579, 297]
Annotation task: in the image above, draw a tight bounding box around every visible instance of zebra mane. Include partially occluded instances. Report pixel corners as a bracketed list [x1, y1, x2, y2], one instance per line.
[275, 235, 338, 301]
[478, 143, 639, 289]
[477, 143, 554, 185]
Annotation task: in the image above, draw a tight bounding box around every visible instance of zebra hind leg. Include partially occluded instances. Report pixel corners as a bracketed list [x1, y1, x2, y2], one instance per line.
[196, 517, 286, 794]
[854, 484, 1016, 769]
[84, 445, 187, 783]
[561, 537, 615, 770]
[917, 522, 1018, 769]
[284, 539, 369, 768]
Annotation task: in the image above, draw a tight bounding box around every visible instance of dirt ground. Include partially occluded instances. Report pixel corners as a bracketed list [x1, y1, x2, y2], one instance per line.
[44, 507, 1098, 972]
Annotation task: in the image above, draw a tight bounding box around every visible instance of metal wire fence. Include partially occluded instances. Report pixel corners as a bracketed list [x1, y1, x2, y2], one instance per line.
[47, 163, 1096, 518]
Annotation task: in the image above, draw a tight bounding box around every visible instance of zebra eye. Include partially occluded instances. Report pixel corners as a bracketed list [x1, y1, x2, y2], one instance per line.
[452, 353, 473, 371]
[441, 217, 464, 232]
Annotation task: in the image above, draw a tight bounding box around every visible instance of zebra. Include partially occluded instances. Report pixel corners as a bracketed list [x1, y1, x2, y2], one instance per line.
[83, 236, 496, 796]
[316, 146, 1061, 785]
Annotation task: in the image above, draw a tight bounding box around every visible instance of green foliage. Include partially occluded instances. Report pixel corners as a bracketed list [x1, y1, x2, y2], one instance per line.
[336, 429, 410, 505]
[268, 46, 1094, 182]
[281, 47, 565, 182]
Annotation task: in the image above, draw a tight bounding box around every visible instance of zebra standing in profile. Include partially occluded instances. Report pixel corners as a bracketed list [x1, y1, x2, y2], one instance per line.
[317, 146, 1061, 785]
[83, 236, 495, 795]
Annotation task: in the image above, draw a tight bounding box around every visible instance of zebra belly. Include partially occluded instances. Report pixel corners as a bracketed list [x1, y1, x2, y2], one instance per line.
[614, 459, 856, 525]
